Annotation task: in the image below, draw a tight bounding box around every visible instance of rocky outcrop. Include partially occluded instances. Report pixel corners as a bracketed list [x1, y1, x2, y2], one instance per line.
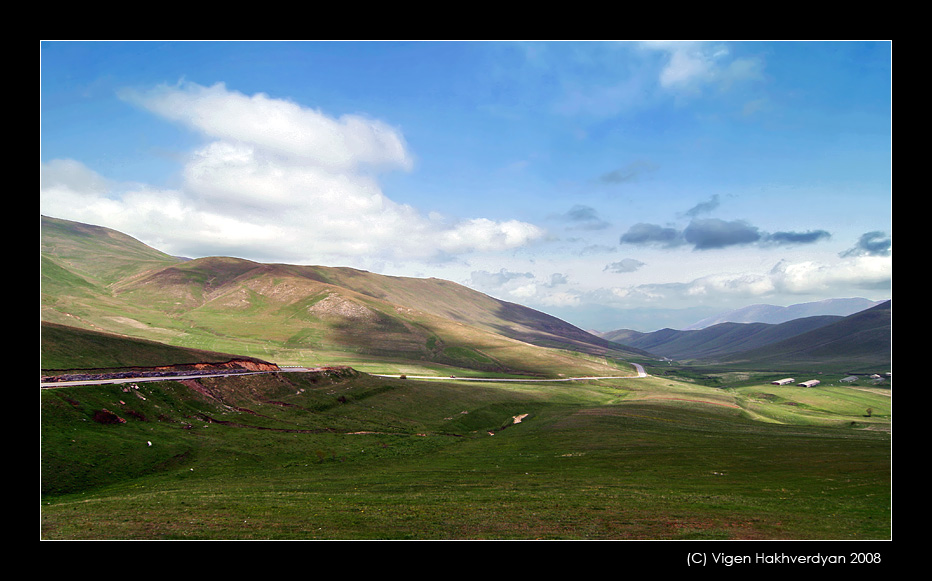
[158, 359, 281, 373]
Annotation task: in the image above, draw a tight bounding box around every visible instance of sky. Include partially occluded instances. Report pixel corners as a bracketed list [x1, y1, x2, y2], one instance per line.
[40, 41, 892, 332]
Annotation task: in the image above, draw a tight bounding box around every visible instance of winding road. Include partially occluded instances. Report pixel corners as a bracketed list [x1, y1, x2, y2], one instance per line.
[374, 362, 649, 382]
[40, 363, 648, 388]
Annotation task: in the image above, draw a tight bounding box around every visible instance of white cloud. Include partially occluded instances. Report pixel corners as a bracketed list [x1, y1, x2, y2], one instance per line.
[659, 44, 715, 88]
[440, 219, 545, 253]
[120, 82, 413, 173]
[39, 158, 113, 195]
[768, 256, 892, 294]
[510, 282, 538, 299]
[604, 258, 646, 273]
[641, 41, 763, 94]
[41, 82, 545, 265]
[509, 255, 892, 317]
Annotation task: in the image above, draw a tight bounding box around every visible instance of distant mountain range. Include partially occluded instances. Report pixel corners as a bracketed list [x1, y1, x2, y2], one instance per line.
[598, 301, 891, 372]
[40, 216, 646, 377]
[681, 298, 884, 330]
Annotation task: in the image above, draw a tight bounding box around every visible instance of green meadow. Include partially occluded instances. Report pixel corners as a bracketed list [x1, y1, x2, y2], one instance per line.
[40, 366, 890, 540]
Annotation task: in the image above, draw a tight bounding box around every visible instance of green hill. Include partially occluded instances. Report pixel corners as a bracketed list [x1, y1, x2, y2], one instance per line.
[41, 216, 643, 377]
[40, 365, 891, 539]
[607, 316, 842, 361]
[40, 321, 277, 373]
[716, 300, 892, 372]
[601, 303, 890, 373]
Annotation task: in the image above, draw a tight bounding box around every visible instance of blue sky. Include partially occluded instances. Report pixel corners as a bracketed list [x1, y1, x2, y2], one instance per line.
[40, 41, 892, 331]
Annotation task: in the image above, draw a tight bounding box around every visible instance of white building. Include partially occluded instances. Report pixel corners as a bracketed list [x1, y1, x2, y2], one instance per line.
[771, 378, 795, 385]
[799, 380, 821, 388]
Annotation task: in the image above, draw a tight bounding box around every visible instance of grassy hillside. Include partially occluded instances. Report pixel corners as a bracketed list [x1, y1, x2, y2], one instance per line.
[40, 369, 891, 540]
[602, 303, 890, 375]
[40, 321, 275, 373]
[40, 216, 641, 378]
[40, 215, 182, 286]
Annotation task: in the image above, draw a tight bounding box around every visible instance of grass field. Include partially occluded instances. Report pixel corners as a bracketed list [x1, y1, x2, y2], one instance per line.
[40, 368, 891, 540]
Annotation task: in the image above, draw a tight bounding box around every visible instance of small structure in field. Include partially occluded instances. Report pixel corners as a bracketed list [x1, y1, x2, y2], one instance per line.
[771, 378, 795, 385]
[798, 380, 821, 388]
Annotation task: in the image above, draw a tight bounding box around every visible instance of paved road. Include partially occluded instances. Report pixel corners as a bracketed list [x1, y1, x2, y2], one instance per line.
[374, 363, 649, 382]
[39, 370, 288, 388]
[41, 363, 648, 388]
[38, 367, 316, 389]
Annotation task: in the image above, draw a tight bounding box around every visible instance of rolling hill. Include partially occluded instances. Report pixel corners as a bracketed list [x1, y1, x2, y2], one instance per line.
[40, 320, 279, 374]
[714, 300, 891, 372]
[40, 216, 646, 377]
[601, 315, 844, 361]
[601, 301, 891, 372]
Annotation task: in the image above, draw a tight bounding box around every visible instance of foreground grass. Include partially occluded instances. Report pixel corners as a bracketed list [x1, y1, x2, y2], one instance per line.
[40, 372, 891, 540]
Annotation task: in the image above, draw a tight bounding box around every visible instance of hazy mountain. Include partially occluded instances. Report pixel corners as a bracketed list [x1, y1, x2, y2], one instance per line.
[41, 216, 646, 376]
[682, 298, 883, 330]
[600, 301, 891, 372]
[715, 300, 891, 372]
[602, 315, 842, 359]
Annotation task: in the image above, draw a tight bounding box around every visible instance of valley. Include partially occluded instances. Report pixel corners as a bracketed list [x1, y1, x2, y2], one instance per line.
[40, 216, 892, 541]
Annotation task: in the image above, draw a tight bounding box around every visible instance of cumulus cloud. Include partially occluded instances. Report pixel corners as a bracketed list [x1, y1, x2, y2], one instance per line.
[769, 256, 892, 293]
[41, 81, 545, 265]
[439, 219, 545, 253]
[572, 255, 891, 311]
[119, 82, 413, 173]
[467, 268, 576, 306]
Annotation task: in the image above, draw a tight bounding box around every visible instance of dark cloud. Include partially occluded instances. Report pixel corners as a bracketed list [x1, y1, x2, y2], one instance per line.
[619, 223, 684, 247]
[683, 194, 721, 218]
[621, 218, 835, 252]
[557, 205, 610, 230]
[840, 231, 891, 257]
[683, 218, 761, 250]
[604, 258, 646, 273]
[765, 229, 831, 245]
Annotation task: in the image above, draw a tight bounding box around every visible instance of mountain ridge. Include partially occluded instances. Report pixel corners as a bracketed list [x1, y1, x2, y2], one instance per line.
[681, 298, 883, 330]
[713, 300, 891, 371]
[600, 301, 890, 372]
[40, 215, 890, 375]
[41, 216, 646, 376]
